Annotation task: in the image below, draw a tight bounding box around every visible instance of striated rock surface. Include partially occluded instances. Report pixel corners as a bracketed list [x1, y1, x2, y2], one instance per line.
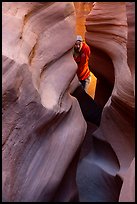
[76, 2, 135, 202]
[126, 2, 135, 92]
[119, 157, 135, 202]
[2, 2, 135, 202]
[2, 2, 87, 202]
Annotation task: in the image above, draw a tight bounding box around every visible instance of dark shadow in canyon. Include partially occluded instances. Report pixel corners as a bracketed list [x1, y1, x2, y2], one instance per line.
[88, 46, 115, 109]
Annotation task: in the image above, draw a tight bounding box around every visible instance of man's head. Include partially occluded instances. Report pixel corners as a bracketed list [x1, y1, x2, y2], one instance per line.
[74, 35, 83, 53]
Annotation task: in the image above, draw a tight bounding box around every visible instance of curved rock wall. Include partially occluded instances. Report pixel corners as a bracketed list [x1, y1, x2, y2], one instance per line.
[85, 1, 135, 172]
[77, 2, 134, 202]
[2, 2, 86, 202]
[2, 2, 135, 202]
[126, 2, 135, 92]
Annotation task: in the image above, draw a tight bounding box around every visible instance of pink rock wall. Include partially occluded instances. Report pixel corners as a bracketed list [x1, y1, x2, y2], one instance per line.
[2, 2, 86, 202]
[85, 1, 135, 170]
[83, 2, 135, 201]
[2, 2, 135, 202]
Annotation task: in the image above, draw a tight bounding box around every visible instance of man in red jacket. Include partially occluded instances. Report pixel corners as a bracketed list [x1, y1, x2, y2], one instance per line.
[73, 35, 91, 92]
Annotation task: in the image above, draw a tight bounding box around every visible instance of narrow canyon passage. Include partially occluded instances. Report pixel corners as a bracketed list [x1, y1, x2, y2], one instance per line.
[2, 2, 135, 202]
[74, 2, 97, 98]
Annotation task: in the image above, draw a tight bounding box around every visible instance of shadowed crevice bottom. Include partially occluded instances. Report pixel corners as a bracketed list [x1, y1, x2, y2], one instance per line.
[72, 85, 103, 126]
[77, 162, 122, 202]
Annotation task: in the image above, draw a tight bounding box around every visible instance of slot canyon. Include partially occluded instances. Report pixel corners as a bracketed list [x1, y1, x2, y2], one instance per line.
[2, 2, 135, 202]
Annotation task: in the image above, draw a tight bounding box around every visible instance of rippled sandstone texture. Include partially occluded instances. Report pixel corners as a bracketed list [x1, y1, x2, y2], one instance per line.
[76, 2, 134, 202]
[2, 2, 135, 202]
[2, 2, 87, 202]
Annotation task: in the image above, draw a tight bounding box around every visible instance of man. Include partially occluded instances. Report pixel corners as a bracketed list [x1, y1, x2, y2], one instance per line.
[73, 35, 91, 92]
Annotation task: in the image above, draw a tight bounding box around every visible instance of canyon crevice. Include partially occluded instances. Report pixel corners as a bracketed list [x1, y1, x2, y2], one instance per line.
[2, 2, 135, 202]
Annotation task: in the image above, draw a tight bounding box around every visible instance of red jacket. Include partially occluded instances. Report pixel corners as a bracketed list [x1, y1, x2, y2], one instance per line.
[73, 42, 91, 81]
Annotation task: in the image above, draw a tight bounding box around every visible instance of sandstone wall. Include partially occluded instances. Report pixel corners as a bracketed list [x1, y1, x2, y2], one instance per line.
[2, 2, 86, 202]
[76, 2, 135, 202]
[2, 2, 135, 202]
[85, 1, 135, 172]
